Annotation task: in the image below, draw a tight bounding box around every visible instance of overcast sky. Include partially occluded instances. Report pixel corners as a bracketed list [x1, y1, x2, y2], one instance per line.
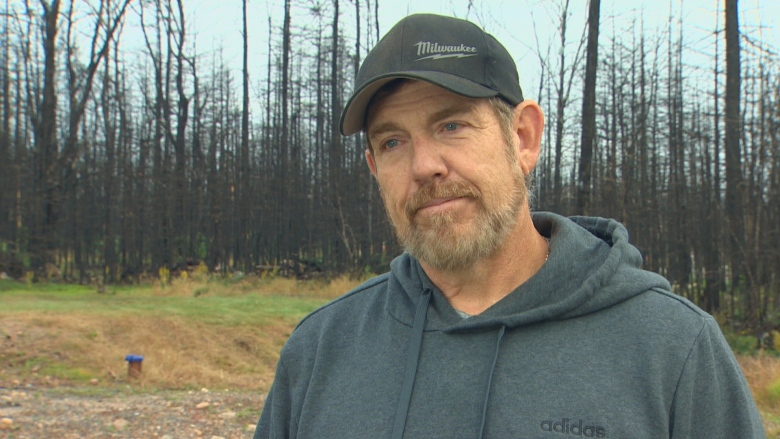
[123, 0, 780, 102]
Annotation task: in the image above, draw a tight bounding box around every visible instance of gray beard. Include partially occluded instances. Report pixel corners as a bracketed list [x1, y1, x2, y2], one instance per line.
[383, 169, 526, 271]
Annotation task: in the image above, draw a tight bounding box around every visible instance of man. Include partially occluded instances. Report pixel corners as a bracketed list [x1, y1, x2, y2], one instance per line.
[255, 14, 765, 439]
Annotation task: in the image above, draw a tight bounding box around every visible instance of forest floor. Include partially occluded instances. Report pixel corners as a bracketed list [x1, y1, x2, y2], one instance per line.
[0, 380, 262, 439]
[0, 313, 268, 439]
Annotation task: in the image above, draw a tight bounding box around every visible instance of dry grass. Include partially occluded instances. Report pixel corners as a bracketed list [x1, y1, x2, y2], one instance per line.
[1, 312, 291, 390]
[0, 274, 367, 391]
[739, 354, 780, 436]
[149, 273, 366, 300]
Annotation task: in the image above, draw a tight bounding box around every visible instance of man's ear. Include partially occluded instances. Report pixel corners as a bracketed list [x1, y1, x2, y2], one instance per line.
[512, 100, 545, 175]
[365, 149, 378, 177]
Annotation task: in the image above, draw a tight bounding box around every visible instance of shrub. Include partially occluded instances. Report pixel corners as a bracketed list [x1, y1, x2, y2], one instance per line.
[768, 378, 780, 403]
[726, 333, 758, 356]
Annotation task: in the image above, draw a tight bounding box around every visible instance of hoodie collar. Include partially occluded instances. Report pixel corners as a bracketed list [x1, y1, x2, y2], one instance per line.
[384, 212, 671, 332]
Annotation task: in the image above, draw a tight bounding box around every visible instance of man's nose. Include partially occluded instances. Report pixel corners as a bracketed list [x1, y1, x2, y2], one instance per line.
[410, 136, 448, 184]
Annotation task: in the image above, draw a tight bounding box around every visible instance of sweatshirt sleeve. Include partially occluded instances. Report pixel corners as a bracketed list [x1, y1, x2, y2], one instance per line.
[670, 317, 765, 438]
[254, 356, 296, 439]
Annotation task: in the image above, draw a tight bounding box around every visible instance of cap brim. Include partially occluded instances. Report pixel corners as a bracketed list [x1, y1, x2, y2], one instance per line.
[339, 71, 500, 136]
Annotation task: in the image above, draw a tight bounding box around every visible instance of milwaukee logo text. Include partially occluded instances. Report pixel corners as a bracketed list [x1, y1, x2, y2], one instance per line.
[540, 418, 607, 438]
[414, 41, 477, 60]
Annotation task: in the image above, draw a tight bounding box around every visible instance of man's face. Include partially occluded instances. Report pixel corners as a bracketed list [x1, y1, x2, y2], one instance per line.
[365, 81, 527, 271]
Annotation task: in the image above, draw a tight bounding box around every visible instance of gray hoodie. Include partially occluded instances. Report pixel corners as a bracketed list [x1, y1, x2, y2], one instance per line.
[254, 212, 765, 438]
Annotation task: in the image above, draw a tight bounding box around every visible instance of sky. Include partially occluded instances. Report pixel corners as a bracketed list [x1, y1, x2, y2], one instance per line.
[168, 0, 780, 103]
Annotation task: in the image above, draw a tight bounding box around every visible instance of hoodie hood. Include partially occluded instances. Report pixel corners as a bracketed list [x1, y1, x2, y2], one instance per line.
[385, 212, 671, 332]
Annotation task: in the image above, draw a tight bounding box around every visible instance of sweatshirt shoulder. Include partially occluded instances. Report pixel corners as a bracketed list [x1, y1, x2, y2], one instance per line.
[295, 272, 390, 329]
[596, 287, 729, 375]
[278, 273, 392, 363]
[644, 287, 713, 320]
[626, 287, 718, 338]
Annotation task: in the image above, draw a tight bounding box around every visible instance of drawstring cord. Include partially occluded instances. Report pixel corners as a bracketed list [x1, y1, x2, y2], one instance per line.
[389, 289, 505, 439]
[390, 288, 432, 439]
[478, 325, 506, 439]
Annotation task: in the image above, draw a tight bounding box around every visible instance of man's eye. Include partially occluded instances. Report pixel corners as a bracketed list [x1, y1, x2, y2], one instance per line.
[444, 122, 459, 131]
[384, 139, 399, 149]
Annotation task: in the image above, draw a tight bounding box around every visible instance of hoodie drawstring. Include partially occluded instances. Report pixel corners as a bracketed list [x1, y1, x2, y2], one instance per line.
[478, 325, 506, 439]
[390, 288, 432, 439]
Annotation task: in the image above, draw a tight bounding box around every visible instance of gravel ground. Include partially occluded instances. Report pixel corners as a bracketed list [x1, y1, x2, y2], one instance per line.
[0, 382, 264, 439]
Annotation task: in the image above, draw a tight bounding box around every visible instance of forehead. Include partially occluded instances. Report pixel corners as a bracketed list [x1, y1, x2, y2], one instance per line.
[365, 80, 482, 129]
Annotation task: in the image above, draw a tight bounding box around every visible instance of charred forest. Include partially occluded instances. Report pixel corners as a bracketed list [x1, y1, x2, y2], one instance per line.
[0, 0, 779, 328]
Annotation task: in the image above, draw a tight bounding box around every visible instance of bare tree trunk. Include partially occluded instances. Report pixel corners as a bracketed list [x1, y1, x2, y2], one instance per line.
[279, 0, 291, 265]
[170, 0, 189, 265]
[552, 0, 569, 210]
[545, 0, 586, 213]
[239, 0, 250, 271]
[576, 0, 600, 214]
[13, 46, 27, 263]
[313, 16, 325, 269]
[142, 1, 164, 270]
[374, 0, 379, 38]
[29, 0, 61, 273]
[0, 0, 11, 249]
[329, 0, 350, 270]
[665, 4, 690, 291]
[100, 17, 117, 283]
[703, 0, 723, 313]
[724, 0, 745, 297]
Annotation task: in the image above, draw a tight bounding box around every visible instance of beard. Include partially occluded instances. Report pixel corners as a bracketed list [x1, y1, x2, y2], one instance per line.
[382, 163, 526, 271]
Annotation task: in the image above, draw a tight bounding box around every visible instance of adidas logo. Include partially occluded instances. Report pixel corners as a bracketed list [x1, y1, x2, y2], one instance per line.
[540, 418, 607, 438]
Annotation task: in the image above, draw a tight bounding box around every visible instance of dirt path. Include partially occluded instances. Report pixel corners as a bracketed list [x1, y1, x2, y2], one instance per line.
[0, 382, 264, 439]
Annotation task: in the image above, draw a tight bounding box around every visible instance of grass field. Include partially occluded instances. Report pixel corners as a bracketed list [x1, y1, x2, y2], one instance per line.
[2, 276, 780, 435]
[0, 276, 357, 391]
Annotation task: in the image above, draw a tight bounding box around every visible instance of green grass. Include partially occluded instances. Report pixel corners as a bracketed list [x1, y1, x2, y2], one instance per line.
[13, 356, 96, 383]
[0, 279, 330, 326]
[0, 280, 92, 294]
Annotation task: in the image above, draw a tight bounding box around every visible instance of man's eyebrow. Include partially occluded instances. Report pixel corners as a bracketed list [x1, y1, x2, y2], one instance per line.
[426, 103, 479, 126]
[367, 122, 400, 140]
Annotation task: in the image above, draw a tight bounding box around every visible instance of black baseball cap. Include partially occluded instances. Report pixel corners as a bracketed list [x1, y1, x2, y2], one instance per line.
[339, 13, 524, 136]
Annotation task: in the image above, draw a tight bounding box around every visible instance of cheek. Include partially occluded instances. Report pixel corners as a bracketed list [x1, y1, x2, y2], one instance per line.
[377, 165, 408, 193]
[469, 160, 503, 187]
[477, 161, 517, 202]
[378, 180, 408, 215]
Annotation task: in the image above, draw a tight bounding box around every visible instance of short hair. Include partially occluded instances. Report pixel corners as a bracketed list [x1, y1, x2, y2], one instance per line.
[487, 97, 535, 195]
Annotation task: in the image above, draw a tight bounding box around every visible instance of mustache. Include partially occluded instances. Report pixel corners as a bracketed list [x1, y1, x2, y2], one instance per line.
[405, 180, 482, 219]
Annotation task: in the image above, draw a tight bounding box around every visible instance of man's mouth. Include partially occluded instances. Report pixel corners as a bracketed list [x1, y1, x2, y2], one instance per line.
[420, 197, 459, 209]
[405, 182, 481, 219]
